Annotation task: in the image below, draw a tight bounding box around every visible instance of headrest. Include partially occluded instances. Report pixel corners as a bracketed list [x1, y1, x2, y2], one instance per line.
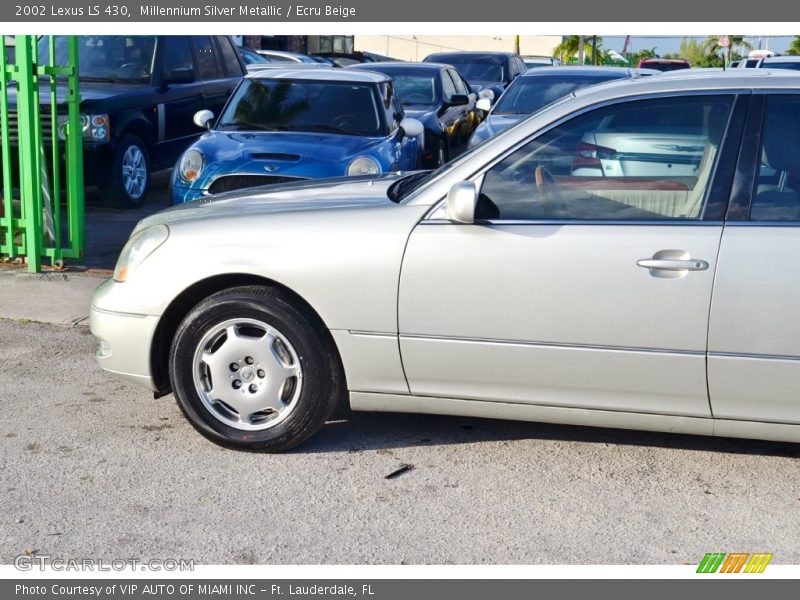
[762, 104, 800, 172]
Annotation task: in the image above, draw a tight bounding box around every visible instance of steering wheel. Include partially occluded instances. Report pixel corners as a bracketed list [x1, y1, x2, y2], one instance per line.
[404, 93, 430, 104]
[330, 115, 361, 131]
[534, 166, 566, 218]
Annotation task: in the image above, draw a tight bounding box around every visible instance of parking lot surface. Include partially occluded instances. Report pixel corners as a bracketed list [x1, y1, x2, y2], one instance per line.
[2, 318, 800, 565]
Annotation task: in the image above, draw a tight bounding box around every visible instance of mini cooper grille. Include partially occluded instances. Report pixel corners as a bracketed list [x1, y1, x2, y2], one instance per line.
[208, 175, 304, 194]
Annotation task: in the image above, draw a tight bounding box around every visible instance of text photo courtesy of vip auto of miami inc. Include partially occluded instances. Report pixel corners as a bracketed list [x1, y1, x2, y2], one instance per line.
[2, 1, 800, 591]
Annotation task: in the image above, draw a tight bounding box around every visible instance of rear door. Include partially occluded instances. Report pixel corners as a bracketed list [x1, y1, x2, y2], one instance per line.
[708, 93, 800, 424]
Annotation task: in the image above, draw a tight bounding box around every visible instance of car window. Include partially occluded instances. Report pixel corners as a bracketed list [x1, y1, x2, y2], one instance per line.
[448, 70, 469, 95]
[477, 95, 734, 221]
[217, 36, 244, 76]
[493, 74, 627, 116]
[393, 73, 437, 106]
[41, 36, 156, 83]
[161, 36, 193, 75]
[192, 36, 220, 80]
[441, 70, 458, 99]
[379, 81, 399, 133]
[749, 95, 800, 221]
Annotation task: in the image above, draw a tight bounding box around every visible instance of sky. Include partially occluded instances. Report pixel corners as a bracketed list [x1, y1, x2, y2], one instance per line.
[603, 35, 796, 55]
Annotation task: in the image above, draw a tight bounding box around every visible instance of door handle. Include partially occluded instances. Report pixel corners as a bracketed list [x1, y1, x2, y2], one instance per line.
[637, 250, 709, 279]
[636, 258, 708, 271]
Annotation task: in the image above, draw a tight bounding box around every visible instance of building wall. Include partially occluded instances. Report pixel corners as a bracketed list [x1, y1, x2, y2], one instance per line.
[354, 35, 563, 61]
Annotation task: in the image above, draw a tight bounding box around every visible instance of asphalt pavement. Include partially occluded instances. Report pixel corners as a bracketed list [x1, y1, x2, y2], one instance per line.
[2, 317, 800, 565]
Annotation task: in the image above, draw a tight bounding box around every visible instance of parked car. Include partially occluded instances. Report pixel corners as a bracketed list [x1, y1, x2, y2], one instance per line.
[93, 70, 800, 451]
[312, 51, 398, 67]
[755, 55, 800, 71]
[637, 57, 691, 71]
[255, 49, 318, 64]
[423, 51, 527, 100]
[522, 55, 562, 69]
[349, 62, 478, 167]
[170, 69, 423, 203]
[468, 66, 648, 148]
[5, 36, 245, 208]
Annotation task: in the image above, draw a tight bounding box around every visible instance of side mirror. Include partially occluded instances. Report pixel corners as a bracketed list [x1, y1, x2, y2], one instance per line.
[399, 117, 424, 138]
[446, 181, 478, 224]
[447, 93, 470, 107]
[193, 109, 215, 130]
[478, 88, 495, 102]
[164, 67, 195, 85]
[476, 97, 492, 112]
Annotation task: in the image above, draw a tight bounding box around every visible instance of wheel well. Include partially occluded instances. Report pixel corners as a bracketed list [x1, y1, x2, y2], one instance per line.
[150, 274, 344, 395]
[120, 119, 155, 152]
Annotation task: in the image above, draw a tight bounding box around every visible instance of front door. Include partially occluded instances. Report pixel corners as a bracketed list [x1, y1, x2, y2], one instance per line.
[399, 94, 744, 418]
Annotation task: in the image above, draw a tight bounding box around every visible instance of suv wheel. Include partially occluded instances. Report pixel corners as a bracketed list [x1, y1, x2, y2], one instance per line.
[102, 134, 150, 209]
[170, 286, 344, 451]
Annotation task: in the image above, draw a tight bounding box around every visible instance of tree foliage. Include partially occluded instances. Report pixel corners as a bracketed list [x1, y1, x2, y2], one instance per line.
[787, 36, 800, 55]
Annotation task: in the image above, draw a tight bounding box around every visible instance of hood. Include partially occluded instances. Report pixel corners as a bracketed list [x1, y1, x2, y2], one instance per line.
[402, 106, 439, 124]
[6, 81, 151, 109]
[137, 173, 406, 233]
[192, 130, 389, 180]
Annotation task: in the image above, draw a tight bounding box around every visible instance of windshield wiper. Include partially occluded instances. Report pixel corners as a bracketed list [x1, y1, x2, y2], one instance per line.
[217, 121, 276, 131]
[290, 123, 357, 135]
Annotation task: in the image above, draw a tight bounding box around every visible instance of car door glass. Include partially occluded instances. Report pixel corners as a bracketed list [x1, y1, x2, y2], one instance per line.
[441, 71, 458, 101]
[217, 36, 244, 77]
[379, 81, 399, 133]
[749, 95, 800, 222]
[478, 95, 734, 221]
[448, 70, 468, 96]
[161, 36, 193, 75]
[192, 36, 220, 80]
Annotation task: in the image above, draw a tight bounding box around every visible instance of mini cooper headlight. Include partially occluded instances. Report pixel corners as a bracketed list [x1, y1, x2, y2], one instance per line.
[178, 149, 205, 183]
[347, 156, 380, 176]
[113, 225, 169, 283]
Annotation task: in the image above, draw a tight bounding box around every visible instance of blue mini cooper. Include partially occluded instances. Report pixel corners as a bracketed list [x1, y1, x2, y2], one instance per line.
[170, 69, 424, 203]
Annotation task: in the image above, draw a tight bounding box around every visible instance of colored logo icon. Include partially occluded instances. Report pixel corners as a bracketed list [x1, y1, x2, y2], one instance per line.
[697, 552, 773, 573]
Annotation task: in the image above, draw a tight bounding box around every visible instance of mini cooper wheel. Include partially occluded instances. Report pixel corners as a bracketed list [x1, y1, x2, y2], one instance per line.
[170, 286, 343, 451]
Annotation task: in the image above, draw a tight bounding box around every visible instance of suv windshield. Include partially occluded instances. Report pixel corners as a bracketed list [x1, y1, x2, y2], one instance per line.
[38, 36, 156, 83]
[493, 74, 625, 115]
[218, 79, 385, 137]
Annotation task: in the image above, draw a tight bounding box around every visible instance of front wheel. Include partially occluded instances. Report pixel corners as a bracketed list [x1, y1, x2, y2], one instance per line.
[169, 286, 344, 451]
[102, 134, 151, 209]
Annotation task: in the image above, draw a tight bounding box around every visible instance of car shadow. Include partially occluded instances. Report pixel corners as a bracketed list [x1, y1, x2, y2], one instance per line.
[297, 410, 800, 458]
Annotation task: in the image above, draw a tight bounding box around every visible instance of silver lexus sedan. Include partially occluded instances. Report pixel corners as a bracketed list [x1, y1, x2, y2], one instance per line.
[91, 71, 800, 451]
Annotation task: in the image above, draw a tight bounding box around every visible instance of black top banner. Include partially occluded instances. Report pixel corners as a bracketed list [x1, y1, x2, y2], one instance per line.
[3, 0, 800, 22]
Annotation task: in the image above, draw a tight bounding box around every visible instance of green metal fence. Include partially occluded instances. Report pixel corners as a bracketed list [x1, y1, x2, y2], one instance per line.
[1, 35, 84, 273]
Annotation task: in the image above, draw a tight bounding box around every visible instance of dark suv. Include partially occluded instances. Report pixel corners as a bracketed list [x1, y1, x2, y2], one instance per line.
[22, 36, 245, 207]
[422, 51, 526, 101]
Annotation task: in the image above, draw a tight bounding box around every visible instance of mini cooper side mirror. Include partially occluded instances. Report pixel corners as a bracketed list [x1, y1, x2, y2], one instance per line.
[446, 181, 478, 224]
[399, 117, 424, 138]
[193, 110, 215, 130]
[476, 97, 492, 112]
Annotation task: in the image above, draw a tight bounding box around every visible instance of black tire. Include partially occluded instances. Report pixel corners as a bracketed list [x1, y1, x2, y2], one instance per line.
[169, 285, 344, 452]
[101, 133, 151, 209]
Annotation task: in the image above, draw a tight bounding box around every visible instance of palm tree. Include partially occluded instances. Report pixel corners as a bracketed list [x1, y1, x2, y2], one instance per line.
[702, 35, 752, 66]
[787, 35, 800, 56]
[553, 35, 604, 64]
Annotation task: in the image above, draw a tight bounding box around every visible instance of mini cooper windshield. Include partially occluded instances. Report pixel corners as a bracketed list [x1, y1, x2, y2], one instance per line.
[217, 79, 385, 137]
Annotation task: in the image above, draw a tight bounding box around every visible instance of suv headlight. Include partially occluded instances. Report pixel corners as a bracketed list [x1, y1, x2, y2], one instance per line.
[113, 225, 169, 283]
[347, 156, 380, 176]
[178, 149, 205, 183]
[57, 114, 110, 142]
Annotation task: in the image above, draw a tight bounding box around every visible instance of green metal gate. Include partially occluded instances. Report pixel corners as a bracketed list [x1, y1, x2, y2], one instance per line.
[1, 35, 84, 273]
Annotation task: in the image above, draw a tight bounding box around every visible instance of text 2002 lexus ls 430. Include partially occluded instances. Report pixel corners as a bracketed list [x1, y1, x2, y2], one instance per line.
[92, 71, 800, 451]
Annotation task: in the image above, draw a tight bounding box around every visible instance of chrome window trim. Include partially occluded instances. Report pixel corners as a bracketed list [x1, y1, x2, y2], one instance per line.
[710, 351, 800, 361]
[421, 219, 725, 227]
[725, 220, 800, 227]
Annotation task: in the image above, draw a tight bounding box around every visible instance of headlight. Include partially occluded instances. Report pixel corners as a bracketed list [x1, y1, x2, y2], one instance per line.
[113, 225, 169, 283]
[178, 149, 205, 183]
[347, 156, 380, 176]
[57, 114, 110, 142]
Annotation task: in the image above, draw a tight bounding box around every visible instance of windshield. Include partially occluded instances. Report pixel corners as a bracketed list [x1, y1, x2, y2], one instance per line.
[38, 36, 156, 83]
[392, 74, 437, 106]
[493, 75, 625, 115]
[439, 57, 505, 83]
[218, 79, 385, 137]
